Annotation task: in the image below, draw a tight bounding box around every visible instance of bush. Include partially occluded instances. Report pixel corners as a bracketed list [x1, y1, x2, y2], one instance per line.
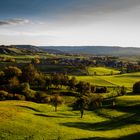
[133, 81, 140, 94]
[0, 90, 8, 100]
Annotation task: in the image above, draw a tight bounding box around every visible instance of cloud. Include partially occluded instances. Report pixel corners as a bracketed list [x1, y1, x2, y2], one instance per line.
[0, 19, 29, 26]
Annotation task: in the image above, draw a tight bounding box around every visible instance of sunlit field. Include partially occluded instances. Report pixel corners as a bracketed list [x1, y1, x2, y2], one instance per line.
[76, 72, 140, 89]
[0, 96, 140, 140]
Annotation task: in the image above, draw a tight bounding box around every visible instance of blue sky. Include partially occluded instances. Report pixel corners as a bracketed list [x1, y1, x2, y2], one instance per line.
[0, 0, 140, 47]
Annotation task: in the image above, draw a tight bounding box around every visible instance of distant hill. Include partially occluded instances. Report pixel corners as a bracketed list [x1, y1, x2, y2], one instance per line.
[0, 45, 44, 55]
[40, 46, 140, 56]
[39, 47, 64, 54]
[15, 45, 43, 53]
[1, 45, 140, 56]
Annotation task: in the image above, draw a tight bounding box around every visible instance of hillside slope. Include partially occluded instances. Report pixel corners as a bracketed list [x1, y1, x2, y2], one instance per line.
[0, 45, 44, 55]
[40, 46, 140, 56]
[0, 98, 140, 140]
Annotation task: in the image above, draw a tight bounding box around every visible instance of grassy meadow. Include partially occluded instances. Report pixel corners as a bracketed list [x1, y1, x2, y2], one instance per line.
[87, 67, 120, 76]
[0, 95, 140, 140]
[76, 71, 140, 90]
[1, 53, 140, 140]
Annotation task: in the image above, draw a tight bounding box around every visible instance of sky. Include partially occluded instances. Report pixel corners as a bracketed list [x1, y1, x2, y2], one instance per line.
[0, 0, 140, 47]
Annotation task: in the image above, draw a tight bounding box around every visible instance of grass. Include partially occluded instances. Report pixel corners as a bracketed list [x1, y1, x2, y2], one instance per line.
[76, 72, 140, 90]
[87, 67, 120, 76]
[0, 95, 140, 140]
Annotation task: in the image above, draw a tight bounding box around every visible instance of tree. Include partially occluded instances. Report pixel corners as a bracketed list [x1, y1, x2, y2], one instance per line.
[68, 77, 77, 90]
[8, 76, 20, 93]
[133, 81, 140, 94]
[60, 74, 69, 87]
[88, 95, 103, 109]
[95, 87, 107, 93]
[0, 71, 5, 85]
[50, 94, 63, 112]
[0, 90, 8, 100]
[3, 66, 22, 79]
[8, 76, 19, 88]
[120, 86, 126, 95]
[31, 58, 40, 64]
[51, 73, 61, 88]
[45, 76, 52, 89]
[74, 96, 89, 118]
[91, 85, 96, 93]
[76, 81, 91, 95]
[34, 72, 46, 89]
[21, 64, 38, 84]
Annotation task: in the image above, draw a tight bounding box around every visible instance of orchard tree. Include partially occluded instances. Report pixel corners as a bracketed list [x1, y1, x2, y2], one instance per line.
[50, 94, 63, 112]
[74, 96, 90, 118]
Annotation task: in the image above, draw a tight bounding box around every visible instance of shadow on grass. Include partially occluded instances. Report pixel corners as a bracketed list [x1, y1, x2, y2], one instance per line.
[16, 105, 42, 112]
[94, 105, 140, 120]
[61, 112, 139, 131]
[58, 112, 79, 117]
[34, 113, 73, 118]
[113, 105, 140, 117]
[74, 132, 140, 140]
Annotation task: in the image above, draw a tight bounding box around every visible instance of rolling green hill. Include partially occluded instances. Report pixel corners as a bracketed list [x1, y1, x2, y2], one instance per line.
[76, 72, 140, 89]
[0, 45, 44, 55]
[0, 96, 140, 140]
[40, 46, 140, 56]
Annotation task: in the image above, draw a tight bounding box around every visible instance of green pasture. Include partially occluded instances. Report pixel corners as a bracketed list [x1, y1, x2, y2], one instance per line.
[87, 67, 120, 76]
[0, 95, 140, 140]
[76, 72, 140, 90]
